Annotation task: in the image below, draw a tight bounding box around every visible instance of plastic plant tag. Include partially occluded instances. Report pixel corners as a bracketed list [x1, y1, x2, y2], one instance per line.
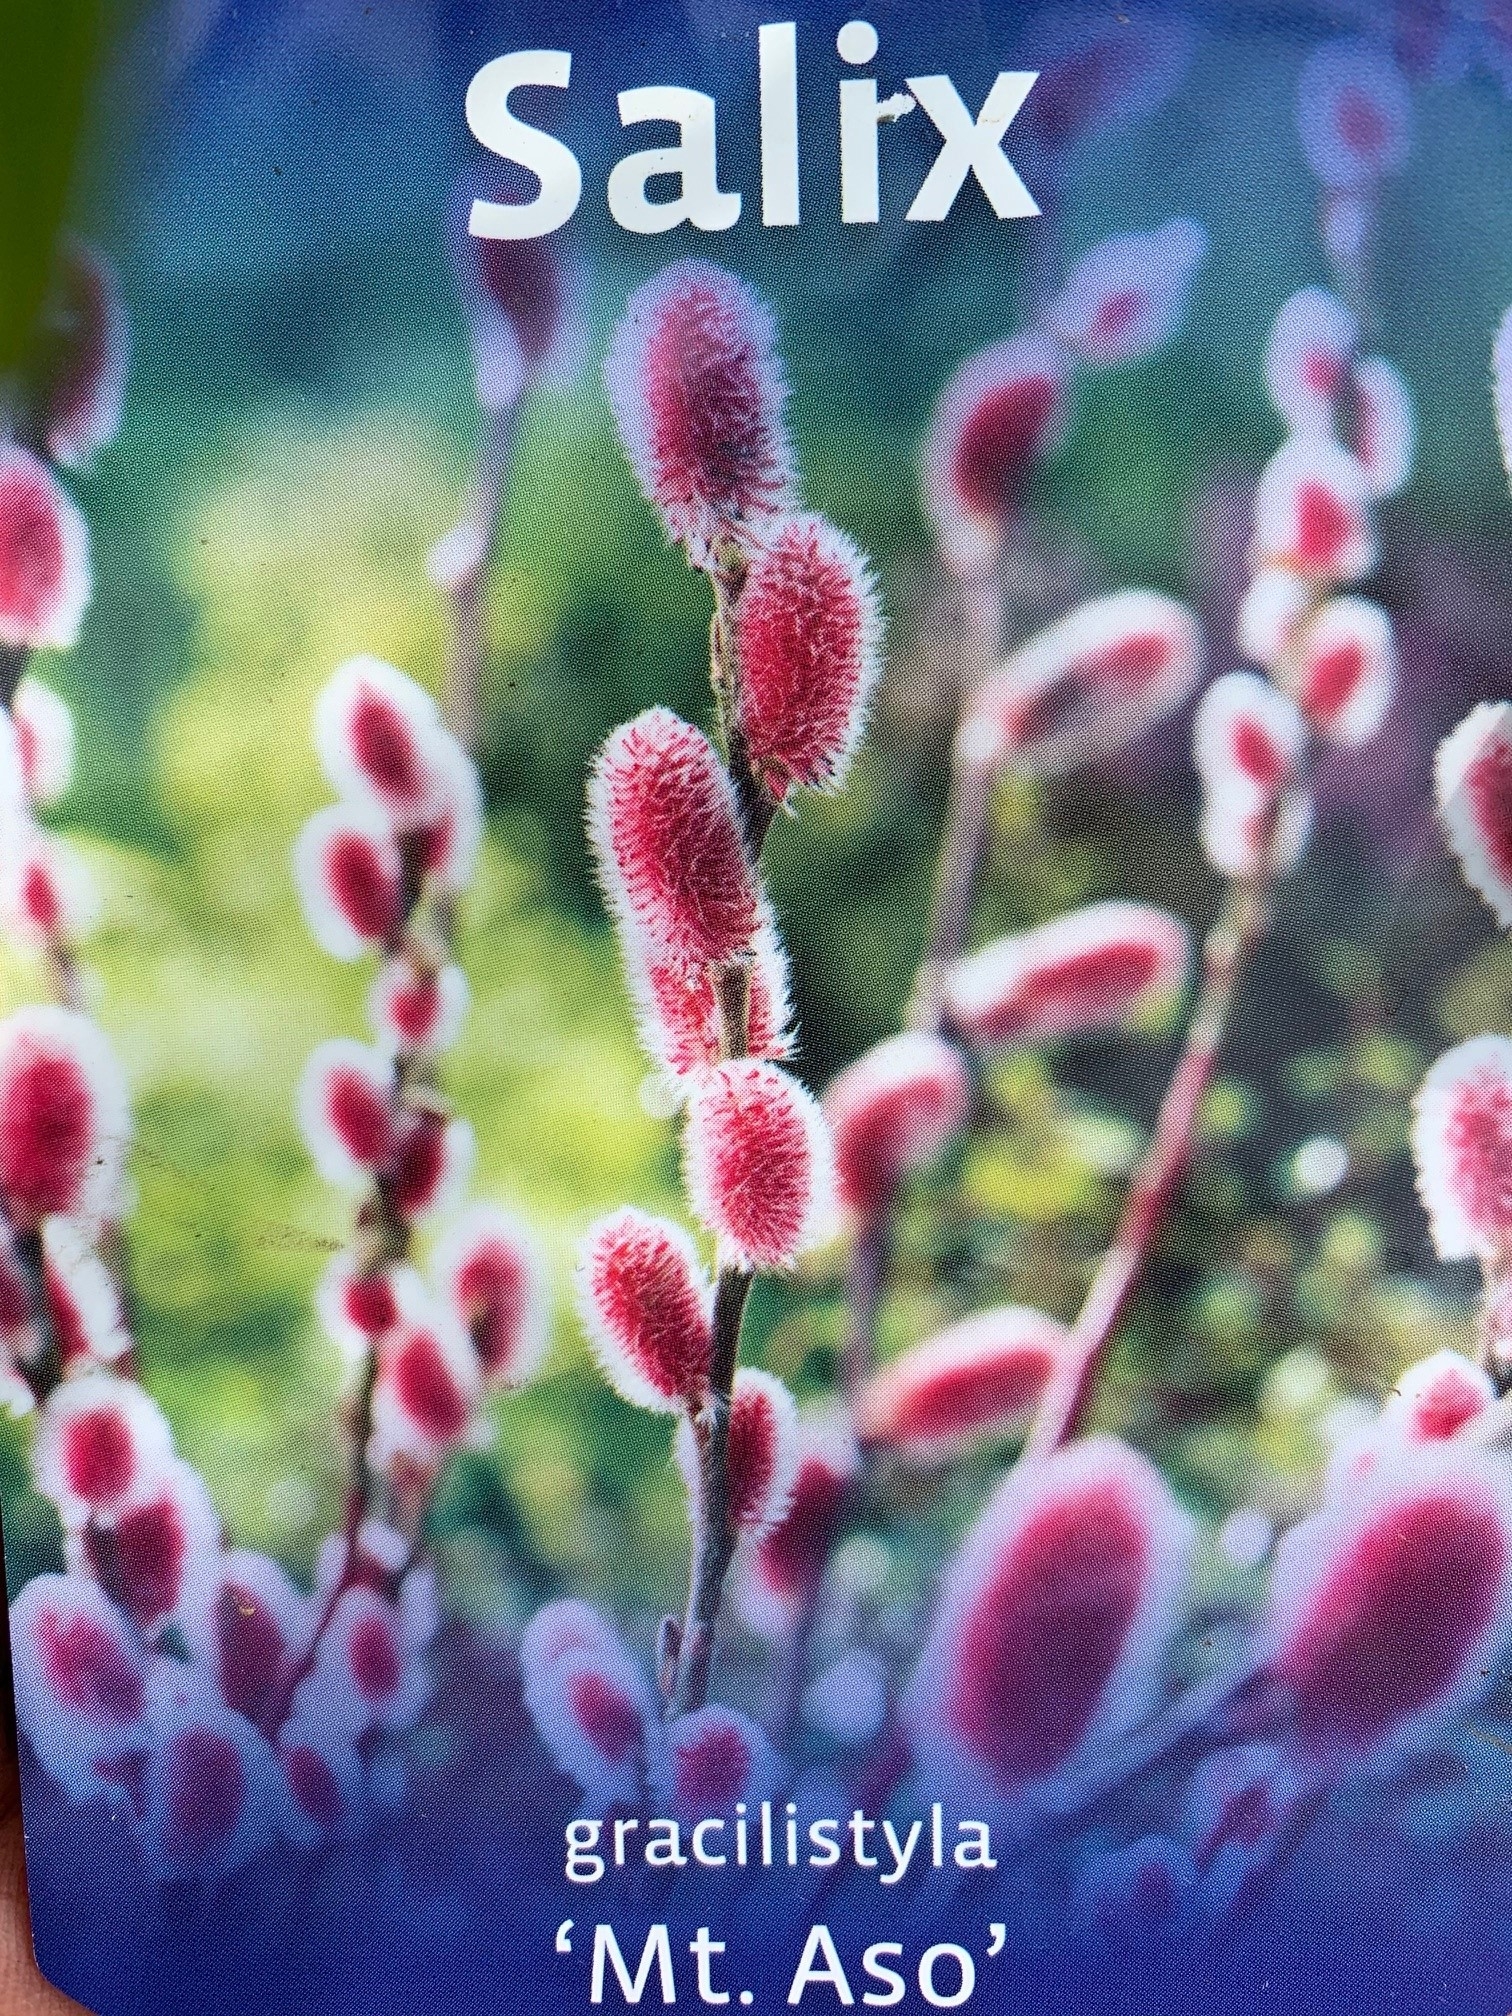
[4, 6, 1512, 2016]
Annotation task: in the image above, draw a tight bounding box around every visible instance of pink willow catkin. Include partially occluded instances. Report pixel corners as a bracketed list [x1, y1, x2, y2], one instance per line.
[581, 258, 878, 1719]
[1122, 283, 1512, 1901]
[961, 48, 1430, 1902]
[0, 246, 125, 1385]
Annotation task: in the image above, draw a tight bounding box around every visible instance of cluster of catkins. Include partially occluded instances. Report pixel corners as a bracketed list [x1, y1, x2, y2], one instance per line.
[804, 220, 1219, 1475]
[891, 585, 1512, 1927]
[1194, 43, 1415, 894]
[1293, 36, 1412, 309]
[1193, 263, 1410, 884]
[711, 230, 1225, 1722]
[1011, 9, 1195, 202]
[679, 45, 1512, 1928]
[900, 1322, 1512, 1923]
[295, 652, 547, 1481]
[0, 247, 549, 1886]
[869, 72, 1512, 1933]
[1195, 32, 1414, 897]
[519, 1597, 782, 1822]
[425, 202, 580, 612]
[691, 224, 1228, 1715]
[0, 242, 123, 979]
[521, 256, 883, 1794]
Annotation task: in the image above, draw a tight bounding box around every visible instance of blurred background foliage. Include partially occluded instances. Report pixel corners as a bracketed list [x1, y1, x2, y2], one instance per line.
[3, 0, 1512, 1670]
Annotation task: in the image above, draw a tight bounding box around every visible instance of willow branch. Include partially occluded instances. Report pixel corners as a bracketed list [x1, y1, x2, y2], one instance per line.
[838, 1211, 894, 1409]
[665, 558, 781, 1716]
[672, 1262, 754, 1715]
[276, 842, 460, 1724]
[768, 1569, 824, 1748]
[1023, 869, 1273, 1462]
[915, 757, 997, 1012]
[290, 378, 516, 1718]
[1053, 1658, 1274, 1818]
[263, 1341, 381, 1736]
[442, 399, 517, 756]
[858, 588, 1004, 1379]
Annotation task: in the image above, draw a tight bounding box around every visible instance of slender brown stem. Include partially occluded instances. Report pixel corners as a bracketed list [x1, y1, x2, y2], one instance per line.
[655, 1614, 681, 1700]
[917, 758, 997, 993]
[0, 646, 28, 711]
[0, 656, 82, 1389]
[1023, 871, 1272, 1461]
[768, 1569, 823, 1746]
[263, 1342, 381, 1735]
[772, 1216, 892, 1734]
[343, 1341, 385, 1550]
[709, 559, 778, 859]
[916, 565, 1007, 992]
[851, 680, 1005, 1390]
[1054, 1660, 1274, 1818]
[8, 1222, 61, 1404]
[1319, 190, 1375, 335]
[292, 335, 507, 1705]
[726, 718, 778, 859]
[672, 1263, 754, 1715]
[261, 1141, 415, 1733]
[442, 399, 518, 754]
[839, 1211, 893, 1408]
[714, 958, 753, 1065]
[287, 400, 512, 1706]
[47, 943, 85, 1014]
[278, 829, 468, 1722]
[1476, 1256, 1511, 1390]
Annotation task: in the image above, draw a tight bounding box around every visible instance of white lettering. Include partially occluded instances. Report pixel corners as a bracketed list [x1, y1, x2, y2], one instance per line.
[466, 50, 582, 240]
[592, 1924, 677, 2006]
[690, 1926, 730, 2006]
[836, 22, 916, 224]
[905, 71, 1039, 222]
[608, 86, 741, 234]
[917, 1944, 975, 2010]
[788, 1925, 855, 2006]
[860, 1945, 906, 2009]
[644, 1818, 688, 1868]
[879, 1819, 921, 1885]
[759, 22, 801, 225]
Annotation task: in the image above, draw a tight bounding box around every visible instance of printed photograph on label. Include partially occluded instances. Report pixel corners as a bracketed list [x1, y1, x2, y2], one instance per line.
[2, 4, 1512, 2013]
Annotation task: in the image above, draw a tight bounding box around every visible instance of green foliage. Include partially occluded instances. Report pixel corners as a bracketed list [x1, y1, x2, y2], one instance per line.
[2, 413, 680, 1599]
